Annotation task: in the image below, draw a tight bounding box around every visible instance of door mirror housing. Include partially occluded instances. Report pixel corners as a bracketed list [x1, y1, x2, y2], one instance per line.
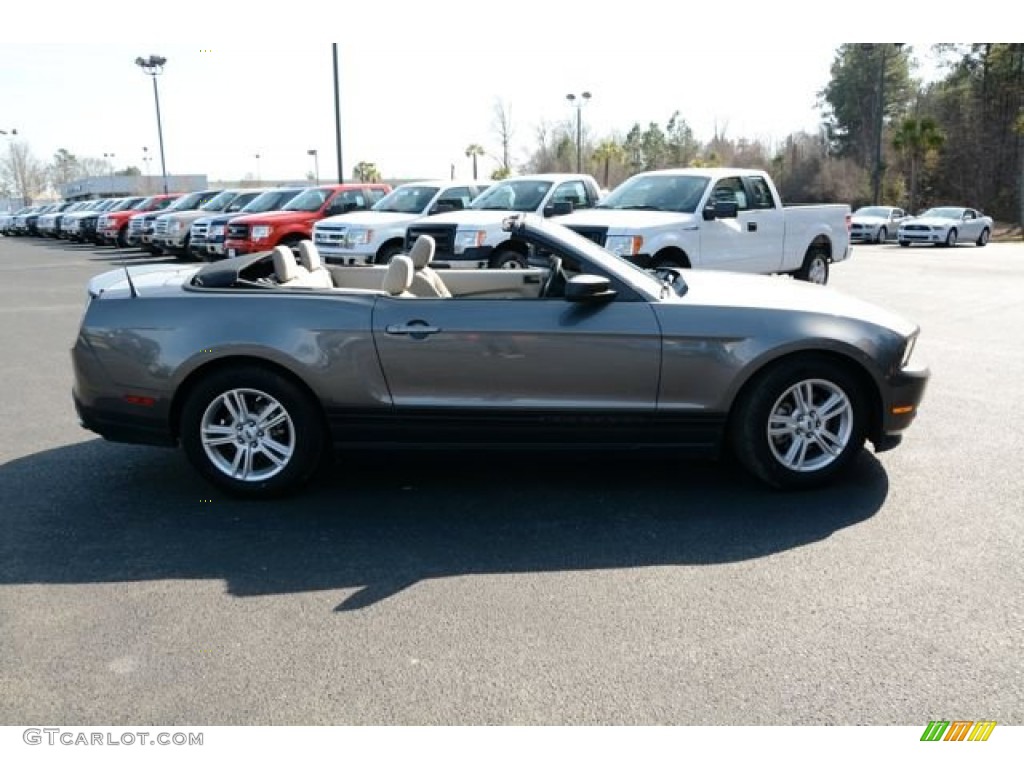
[703, 199, 739, 220]
[544, 200, 574, 217]
[565, 274, 616, 303]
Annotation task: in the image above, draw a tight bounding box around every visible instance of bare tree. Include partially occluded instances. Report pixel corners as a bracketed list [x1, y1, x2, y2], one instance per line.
[1, 141, 47, 205]
[491, 98, 515, 174]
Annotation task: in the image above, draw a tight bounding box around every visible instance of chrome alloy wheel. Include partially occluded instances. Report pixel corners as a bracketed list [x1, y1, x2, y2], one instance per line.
[766, 378, 853, 472]
[200, 388, 295, 482]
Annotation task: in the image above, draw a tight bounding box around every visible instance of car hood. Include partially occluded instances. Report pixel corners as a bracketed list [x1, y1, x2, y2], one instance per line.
[161, 210, 214, 223]
[561, 209, 692, 229]
[230, 210, 317, 225]
[676, 270, 918, 336]
[901, 216, 955, 227]
[851, 216, 888, 225]
[318, 211, 421, 228]
[423, 209, 526, 227]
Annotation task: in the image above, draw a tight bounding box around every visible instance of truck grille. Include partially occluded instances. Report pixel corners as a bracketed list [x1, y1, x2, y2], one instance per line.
[155, 218, 171, 236]
[315, 225, 347, 247]
[129, 217, 145, 233]
[565, 225, 609, 247]
[227, 223, 248, 240]
[191, 222, 209, 245]
[405, 224, 456, 258]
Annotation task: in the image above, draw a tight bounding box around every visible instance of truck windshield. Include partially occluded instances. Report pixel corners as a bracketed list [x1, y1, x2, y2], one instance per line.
[471, 181, 553, 212]
[596, 175, 709, 213]
[168, 190, 214, 211]
[241, 189, 302, 214]
[200, 191, 238, 212]
[283, 188, 331, 212]
[373, 186, 440, 214]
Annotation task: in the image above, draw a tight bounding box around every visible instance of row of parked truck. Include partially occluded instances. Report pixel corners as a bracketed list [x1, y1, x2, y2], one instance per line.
[2, 167, 853, 284]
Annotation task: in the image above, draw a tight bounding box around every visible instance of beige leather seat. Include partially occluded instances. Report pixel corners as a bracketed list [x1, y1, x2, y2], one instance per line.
[407, 234, 451, 298]
[272, 244, 332, 289]
[382, 255, 414, 297]
[294, 240, 334, 288]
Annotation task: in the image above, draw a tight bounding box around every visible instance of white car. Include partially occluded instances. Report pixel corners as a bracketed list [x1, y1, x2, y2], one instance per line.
[898, 207, 994, 247]
[313, 181, 486, 265]
[850, 206, 907, 243]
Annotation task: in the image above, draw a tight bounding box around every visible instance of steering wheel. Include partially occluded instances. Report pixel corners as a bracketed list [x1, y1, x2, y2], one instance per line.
[539, 256, 565, 299]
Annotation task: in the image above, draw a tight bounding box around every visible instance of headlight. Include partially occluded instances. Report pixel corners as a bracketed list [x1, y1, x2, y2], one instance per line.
[604, 234, 644, 257]
[251, 225, 272, 240]
[169, 220, 183, 233]
[454, 229, 486, 254]
[901, 332, 918, 369]
[209, 225, 225, 237]
[344, 228, 373, 246]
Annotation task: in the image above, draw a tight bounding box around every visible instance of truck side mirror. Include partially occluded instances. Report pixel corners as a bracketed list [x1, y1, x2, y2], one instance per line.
[431, 201, 458, 215]
[704, 200, 739, 220]
[544, 201, 574, 217]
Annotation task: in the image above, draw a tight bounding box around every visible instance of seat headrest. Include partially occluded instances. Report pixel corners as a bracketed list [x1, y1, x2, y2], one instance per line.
[408, 234, 436, 270]
[272, 245, 303, 283]
[296, 240, 322, 271]
[382, 255, 414, 296]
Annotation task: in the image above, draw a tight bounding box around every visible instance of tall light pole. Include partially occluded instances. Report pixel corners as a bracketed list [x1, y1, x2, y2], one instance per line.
[308, 149, 319, 184]
[103, 153, 116, 194]
[254, 153, 261, 183]
[332, 43, 344, 183]
[565, 91, 592, 173]
[135, 54, 169, 194]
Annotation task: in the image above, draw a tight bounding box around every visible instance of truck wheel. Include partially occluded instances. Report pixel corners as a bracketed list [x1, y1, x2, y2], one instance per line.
[795, 250, 829, 285]
[115, 226, 128, 249]
[731, 358, 867, 489]
[653, 254, 689, 269]
[491, 248, 527, 269]
[375, 242, 404, 264]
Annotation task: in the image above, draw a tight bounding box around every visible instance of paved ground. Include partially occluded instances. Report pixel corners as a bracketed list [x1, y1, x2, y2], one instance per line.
[0, 236, 1021, 725]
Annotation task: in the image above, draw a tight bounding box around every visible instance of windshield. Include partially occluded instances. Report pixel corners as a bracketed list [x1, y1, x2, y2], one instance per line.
[373, 185, 440, 214]
[223, 192, 260, 212]
[168, 190, 214, 211]
[241, 189, 302, 214]
[471, 180, 553, 212]
[283, 187, 331, 212]
[920, 207, 965, 219]
[597, 174, 709, 213]
[111, 198, 144, 211]
[854, 206, 892, 217]
[199, 190, 238, 212]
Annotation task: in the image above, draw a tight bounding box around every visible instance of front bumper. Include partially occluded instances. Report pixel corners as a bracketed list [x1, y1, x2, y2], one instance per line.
[876, 363, 930, 444]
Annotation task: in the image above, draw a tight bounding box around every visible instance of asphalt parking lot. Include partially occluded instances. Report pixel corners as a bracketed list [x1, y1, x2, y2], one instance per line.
[1, 236, 1021, 725]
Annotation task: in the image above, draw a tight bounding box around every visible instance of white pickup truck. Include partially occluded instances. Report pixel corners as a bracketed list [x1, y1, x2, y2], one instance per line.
[403, 173, 603, 268]
[313, 180, 487, 265]
[558, 167, 851, 284]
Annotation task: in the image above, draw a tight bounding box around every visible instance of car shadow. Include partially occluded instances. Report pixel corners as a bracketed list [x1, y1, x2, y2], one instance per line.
[0, 440, 889, 611]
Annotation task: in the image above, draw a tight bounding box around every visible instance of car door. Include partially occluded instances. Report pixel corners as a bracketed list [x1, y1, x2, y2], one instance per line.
[961, 210, 981, 240]
[371, 293, 661, 416]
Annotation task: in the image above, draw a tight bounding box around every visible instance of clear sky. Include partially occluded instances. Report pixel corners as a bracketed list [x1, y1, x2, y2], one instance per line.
[0, 2, 977, 186]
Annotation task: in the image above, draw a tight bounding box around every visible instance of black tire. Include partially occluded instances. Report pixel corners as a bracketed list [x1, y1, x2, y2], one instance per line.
[794, 249, 829, 285]
[653, 253, 689, 269]
[375, 241, 404, 265]
[944, 228, 957, 247]
[115, 226, 128, 249]
[876, 226, 887, 244]
[490, 247, 528, 269]
[899, 240, 910, 247]
[976, 228, 990, 247]
[731, 358, 867, 490]
[180, 365, 326, 498]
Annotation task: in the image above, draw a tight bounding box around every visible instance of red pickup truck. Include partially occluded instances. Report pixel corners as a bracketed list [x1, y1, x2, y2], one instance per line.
[223, 183, 390, 257]
[97, 193, 182, 247]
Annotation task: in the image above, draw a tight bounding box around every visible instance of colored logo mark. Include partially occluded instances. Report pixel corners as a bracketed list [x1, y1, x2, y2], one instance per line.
[920, 720, 996, 742]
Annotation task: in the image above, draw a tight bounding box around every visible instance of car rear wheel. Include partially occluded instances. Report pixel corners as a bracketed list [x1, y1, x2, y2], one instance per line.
[944, 228, 957, 247]
[976, 228, 990, 246]
[181, 366, 325, 497]
[731, 358, 867, 489]
[876, 226, 887, 244]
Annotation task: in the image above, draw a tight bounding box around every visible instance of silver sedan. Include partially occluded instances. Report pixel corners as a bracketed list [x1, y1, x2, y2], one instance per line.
[72, 215, 929, 497]
[898, 207, 994, 247]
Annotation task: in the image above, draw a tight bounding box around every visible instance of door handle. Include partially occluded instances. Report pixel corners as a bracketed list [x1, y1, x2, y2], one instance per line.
[747, 222, 758, 232]
[386, 323, 441, 336]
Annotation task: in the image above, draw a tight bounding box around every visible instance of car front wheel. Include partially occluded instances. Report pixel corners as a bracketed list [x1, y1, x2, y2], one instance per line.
[977, 228, 990, 246]
[944, 228, 957, 247]
[181, 366, 325, 497]
[731, 359, 867, 489]
[876, 226, 887, 243]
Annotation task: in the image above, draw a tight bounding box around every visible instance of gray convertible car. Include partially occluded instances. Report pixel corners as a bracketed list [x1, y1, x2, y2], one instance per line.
[72, 214, 928, 497]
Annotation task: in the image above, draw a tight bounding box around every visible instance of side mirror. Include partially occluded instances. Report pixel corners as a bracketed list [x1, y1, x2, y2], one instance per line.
[544, 200, 574, 217]
[704, 199, 739, 220]
[565, 274, 616, 303]
[431, 201, 457, 215]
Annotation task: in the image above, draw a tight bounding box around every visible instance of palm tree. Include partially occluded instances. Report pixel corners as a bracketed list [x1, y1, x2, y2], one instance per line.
[591, 140, 625, 188]
[892, 117, 944, 213]
[352, 161, 382, 182]
[465, 144, 485, 180]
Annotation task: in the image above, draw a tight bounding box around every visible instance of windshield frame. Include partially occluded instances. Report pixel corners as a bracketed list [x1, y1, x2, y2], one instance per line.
[470, 180, 554, 212]
[372, 185, 441, 214]
[596, 173, 710, 214]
